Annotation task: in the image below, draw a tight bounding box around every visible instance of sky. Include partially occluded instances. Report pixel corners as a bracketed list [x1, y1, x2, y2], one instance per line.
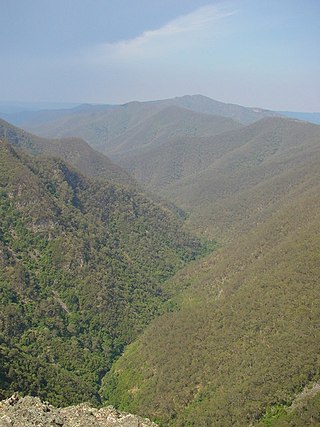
[1, 0, 319, 111]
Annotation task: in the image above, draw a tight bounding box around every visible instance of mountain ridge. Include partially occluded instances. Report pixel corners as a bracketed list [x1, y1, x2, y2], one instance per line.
[120, 116, 320, 239]
[0, 118, 134, 187]
[1, 94, 320, 426]
[1, 95, 282, 154]
[108, 105, 243, 158]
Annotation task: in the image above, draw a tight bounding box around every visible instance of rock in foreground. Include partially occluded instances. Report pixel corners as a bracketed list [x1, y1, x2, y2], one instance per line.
[0, 395, 158, 427]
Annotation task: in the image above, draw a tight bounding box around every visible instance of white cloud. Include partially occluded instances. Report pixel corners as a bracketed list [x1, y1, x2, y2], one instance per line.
[6, 3, 237, 103]
[89, 4, 236, 63]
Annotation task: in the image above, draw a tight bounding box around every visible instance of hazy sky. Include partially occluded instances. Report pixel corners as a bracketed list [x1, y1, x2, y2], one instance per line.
[1, 0, 319, 111]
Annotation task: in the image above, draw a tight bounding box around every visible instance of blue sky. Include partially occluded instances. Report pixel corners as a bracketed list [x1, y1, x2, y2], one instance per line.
[1, 0, 319, 110]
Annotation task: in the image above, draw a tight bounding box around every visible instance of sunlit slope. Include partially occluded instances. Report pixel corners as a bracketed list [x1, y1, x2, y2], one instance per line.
[113, 117, 320, 240]
[0, 139, 206, 406]
[156, 117, 320, 238]
[102, 166, 320, 426]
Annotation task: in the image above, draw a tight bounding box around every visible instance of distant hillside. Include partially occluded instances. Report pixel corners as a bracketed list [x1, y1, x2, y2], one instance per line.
[0, 118, 133, 187]
[109, 105, 242, 157]
[146, 94, 281, 125]
[103, 151, 320, 425]
[1, 103, 116, 129]
[3, 95, 281, 153]
[9, 102, 163, 151]
[0, 101, 80, 115]
[0, 140, 207, 406]
[2, 96, 319, 427]
[280, 111, 320, 125]
[120, 117, 320, 240]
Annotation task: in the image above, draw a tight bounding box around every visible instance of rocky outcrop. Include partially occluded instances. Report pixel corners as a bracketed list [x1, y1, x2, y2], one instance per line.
[0, 395, 158, 427]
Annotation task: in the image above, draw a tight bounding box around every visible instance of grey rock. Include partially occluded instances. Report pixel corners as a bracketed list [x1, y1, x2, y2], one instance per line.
[0, 395, 158, 427]
[0, 415, 13, 427]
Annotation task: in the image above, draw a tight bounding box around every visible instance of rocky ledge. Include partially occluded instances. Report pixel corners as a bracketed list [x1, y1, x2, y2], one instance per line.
[0, 394, 158, 427]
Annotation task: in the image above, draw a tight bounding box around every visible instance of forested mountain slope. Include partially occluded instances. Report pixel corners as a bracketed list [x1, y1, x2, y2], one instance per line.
[122, 117, 320, 240]
[4, 95, 280, 153]
[102, 155, 320, 426]
[0, 140, 207, 406]
[1, 100, 319, 426]
[0, 118, 133, 187]
[7, 102, 163, 151]
[104, 106, 242, 158]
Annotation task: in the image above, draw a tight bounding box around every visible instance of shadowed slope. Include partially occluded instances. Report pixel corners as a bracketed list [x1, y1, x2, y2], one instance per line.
[6, 95, 280, 153]
[0, 118, 134, 186]
[107, 105, 242, 158]
[11, 102, 163, 151]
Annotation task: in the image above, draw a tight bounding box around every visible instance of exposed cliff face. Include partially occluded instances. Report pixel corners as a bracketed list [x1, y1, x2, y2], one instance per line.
[0, 395, 158, 427]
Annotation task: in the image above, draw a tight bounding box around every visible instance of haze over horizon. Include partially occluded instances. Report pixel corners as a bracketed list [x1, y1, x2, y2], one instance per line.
[1, 0, 319, 112]
[1, 3, 320, 424]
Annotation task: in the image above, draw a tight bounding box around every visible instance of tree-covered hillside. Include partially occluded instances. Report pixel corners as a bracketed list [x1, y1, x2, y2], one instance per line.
[102, 163, 320, 425]
[0, 139, 208, 406]
[0, 118, 134, 187]
[4, 95, 279, 153]
[125, 117, 320, 240]
[1, 103, 320, 426]
[107, 106, 242, 158]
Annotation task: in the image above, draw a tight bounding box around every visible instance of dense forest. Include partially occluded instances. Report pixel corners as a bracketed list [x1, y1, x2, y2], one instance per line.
[0, 138, 209, 406]
[103, 177, 320, 425]
[1, 94, 320, 426]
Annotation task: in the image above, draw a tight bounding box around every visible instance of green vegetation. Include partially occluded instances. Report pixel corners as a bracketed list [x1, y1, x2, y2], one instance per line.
[149, 117, 320, 240]
[257, 385, 320, 426]
[108, 105, 242, 159]
[11, 94, 278, 153]
[0, 139, 208, 406]
[102, 171, 320, 426]
[1, 106, 320, 427]
[0, 118, 134, 186]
